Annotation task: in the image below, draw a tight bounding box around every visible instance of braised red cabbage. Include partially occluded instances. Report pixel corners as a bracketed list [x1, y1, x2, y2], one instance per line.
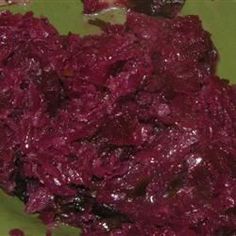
[0, 11, 236, 236]
[83, 0, 185, 17]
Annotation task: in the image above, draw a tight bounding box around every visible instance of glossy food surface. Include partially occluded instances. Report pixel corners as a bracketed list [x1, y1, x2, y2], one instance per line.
[0, 0, 235, 236]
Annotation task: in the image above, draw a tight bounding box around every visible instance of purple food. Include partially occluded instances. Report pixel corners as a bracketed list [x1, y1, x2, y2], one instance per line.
[0, 10, 236, 236]
[9, 229, 25, 236]
[83, 0, 185, 17]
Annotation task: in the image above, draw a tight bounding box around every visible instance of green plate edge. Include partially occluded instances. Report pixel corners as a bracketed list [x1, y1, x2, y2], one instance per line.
[0, 0, 236, 235]
[182, 0, 236, 81]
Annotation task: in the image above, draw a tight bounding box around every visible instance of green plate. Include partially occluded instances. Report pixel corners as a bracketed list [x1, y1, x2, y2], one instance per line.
[0, 0, 235, 235]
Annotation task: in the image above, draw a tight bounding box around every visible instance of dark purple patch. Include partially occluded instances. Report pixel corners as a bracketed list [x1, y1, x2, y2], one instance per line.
[9, 229, 25, 236]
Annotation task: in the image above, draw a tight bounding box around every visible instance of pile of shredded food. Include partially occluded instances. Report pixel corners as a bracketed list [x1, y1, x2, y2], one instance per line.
[0, 1, 236, 236]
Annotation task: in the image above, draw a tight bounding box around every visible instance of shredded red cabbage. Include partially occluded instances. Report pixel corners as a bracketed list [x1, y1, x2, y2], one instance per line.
[83, 0, 185, 17]
[0, 10, 236, 236]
